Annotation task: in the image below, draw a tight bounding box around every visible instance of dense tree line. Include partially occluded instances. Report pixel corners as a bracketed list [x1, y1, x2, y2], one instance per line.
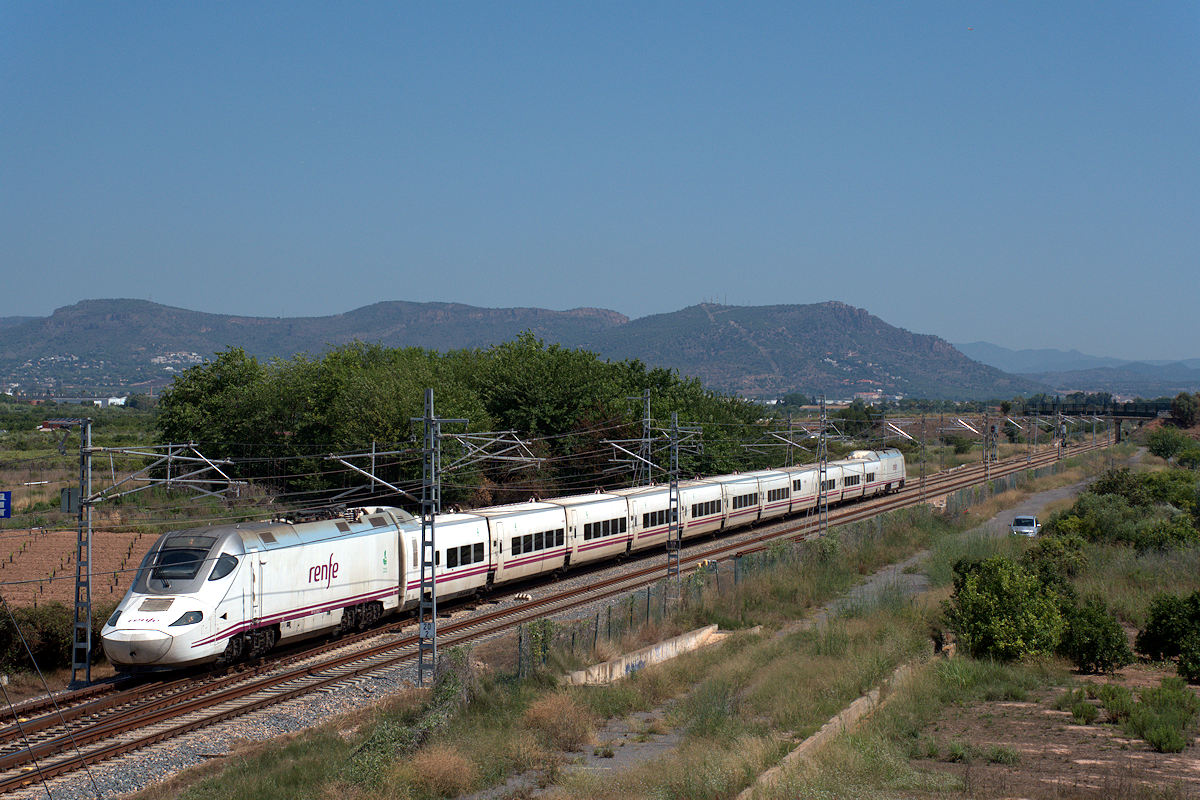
[156, 336, 780, 508]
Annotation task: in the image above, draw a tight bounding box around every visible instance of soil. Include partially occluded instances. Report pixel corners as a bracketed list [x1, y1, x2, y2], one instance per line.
[908, 664, 1200, 799]
[0, 528, 149, 607]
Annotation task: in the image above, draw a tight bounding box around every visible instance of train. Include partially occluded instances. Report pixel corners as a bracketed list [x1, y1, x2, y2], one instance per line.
[101, 449, 905, 670]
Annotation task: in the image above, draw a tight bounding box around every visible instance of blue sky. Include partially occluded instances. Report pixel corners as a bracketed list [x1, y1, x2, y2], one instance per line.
[3, 2, 1196, 360]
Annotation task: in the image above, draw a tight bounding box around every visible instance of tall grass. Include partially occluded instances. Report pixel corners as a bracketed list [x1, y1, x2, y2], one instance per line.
[760, 657, 1067, 800]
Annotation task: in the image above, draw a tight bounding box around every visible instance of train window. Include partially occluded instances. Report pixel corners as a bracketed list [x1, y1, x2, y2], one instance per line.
[600, 519, 608, 537]
[460, 545, 472, 564]
[208, 553, 238, 581]
[793, 479, 803, 491]
[511, 536, 522, 556]
[474, 543, 484, 562]
[523, 534, 533, 553]
[534, 531, 544, 551]
[556, 529, 564, 546]
[447, 548, 458, 568]
[151, 547, 209, 582]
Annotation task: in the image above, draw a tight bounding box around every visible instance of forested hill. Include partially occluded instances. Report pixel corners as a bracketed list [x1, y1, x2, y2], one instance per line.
[0, 298, 1043, 399]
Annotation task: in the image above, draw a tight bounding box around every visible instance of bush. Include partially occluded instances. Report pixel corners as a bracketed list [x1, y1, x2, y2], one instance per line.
[1179, 446, 1200, 470]
[1178, 630, 1200, 683]
[1135, 591, 1200, 662]
[0, 603, 73, 674]
[1125, 677, 1200, 753]
[1020, 534, 1087, 591]
[1058, 595, 1133, 674]
[1148, 427, 1193, 461]
[1071, 700, 1099, 724]
[943, 556, 1065, 661]
[1098, 684, 1135, 722]
[1171, 392, 1199, 429]
[523, 692, 593, 751]
[1143, 724, 1187, 753]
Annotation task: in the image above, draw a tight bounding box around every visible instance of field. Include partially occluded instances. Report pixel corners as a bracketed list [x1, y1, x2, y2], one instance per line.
[0, 527, 149, 607]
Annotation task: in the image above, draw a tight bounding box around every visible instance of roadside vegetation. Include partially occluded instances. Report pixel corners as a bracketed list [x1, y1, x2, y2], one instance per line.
[129, 448, 1147, 800]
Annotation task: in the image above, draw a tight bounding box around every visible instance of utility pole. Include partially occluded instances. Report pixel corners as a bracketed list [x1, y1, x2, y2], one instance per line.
[638, 389, 652, 487]
[939, 411, 945, 473]
[665, 412, 700, 590]
[412, 389, 467, 687]
[920, 413, 927, 503]
[817, 396, 830, 538]
[43, 418, 93, 686]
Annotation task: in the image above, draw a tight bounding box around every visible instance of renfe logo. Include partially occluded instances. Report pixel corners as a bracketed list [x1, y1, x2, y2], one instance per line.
[309, 554, 339, 588]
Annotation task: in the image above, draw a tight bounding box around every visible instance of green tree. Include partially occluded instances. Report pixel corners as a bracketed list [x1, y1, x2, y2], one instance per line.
[943, 556, 1065, 661]
[1171, 392, 1199, 428]
[1147, 427, 1194, 461]
[1058, 595, 1133, 674]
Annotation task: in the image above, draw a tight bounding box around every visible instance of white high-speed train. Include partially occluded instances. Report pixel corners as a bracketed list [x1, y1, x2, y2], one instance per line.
[101, 449, 905, 670]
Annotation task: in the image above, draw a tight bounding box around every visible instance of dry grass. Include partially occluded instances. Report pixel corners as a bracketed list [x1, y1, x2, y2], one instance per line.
[524, 692, 595, 751]
[388, 743, 478, 798]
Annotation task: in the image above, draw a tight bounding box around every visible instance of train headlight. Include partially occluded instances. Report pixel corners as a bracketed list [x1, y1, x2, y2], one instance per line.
[106, 609, 121, 627]
[169, 610, 204, 627]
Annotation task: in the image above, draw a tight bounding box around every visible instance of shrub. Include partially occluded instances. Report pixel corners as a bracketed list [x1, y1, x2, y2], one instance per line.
[523, 692, 593, 751]
[1148, 427, 1193, 461]
[1179, 446, 1200, 470]
[1088, 468, 1153, 507]
[402, 743, 477, 797]
[1135, 591, 1200, 662]
[1098, 684, 1135, 722]
[1143, 724, 1187, 753]
[0, 603, 74, 674]
[1071, 700, 1098, 724]
[1171, 392, 1199, 428]
[986, 745, 1020, 765]
[1124, 677, 1200, 753]
[943, 556, 1064, 661]
[1058, 595, 1134, 674]
[1020, 534, 1087, 591]
[1178, 630, 1200, 683]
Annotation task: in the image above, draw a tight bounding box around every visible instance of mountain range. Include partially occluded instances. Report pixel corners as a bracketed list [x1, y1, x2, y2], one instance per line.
[956, 342, 1200, 397]
[0, 299, 1044, 400]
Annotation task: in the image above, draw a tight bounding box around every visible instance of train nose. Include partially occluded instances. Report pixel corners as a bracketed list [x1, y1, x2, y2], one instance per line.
[102, 629, 173, 665]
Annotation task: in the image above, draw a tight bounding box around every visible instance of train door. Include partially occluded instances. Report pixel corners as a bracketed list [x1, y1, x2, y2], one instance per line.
[245, 543, 262, 625]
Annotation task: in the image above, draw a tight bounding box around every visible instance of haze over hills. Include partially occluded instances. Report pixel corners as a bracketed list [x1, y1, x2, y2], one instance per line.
[957, 341, 1200, 396]
[2, 298, 1046, 400]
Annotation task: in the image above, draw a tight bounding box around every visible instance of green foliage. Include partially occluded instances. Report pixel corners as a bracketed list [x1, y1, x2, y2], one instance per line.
[1057, 595, 1133, 674]
[1170, 392, 1199, 428]
[1019, 534, 1087, 591]
[1135, 591, 1200, 662]
[1044, 469, 1200, 551]
[153, 337, 774, 505]
[1098, 684, 1135, 722]
[943, 556, 1065, 661]
[1177, 630, 1200, 683]
[1124, 677, 1200, 753]
[0, 602, 114, 674]
[1148, 426, 1195, 461]
[1070, 699, 1099, 724]
[942, 434, 974, 455]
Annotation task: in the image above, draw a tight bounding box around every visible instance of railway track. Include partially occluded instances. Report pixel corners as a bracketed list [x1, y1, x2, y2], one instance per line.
[0, 442, 1101, 794]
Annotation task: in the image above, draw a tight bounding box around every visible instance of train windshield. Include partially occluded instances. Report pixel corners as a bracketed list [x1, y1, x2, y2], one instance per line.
[151, 548, 210, 581]
[134, 534, 218, 594]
